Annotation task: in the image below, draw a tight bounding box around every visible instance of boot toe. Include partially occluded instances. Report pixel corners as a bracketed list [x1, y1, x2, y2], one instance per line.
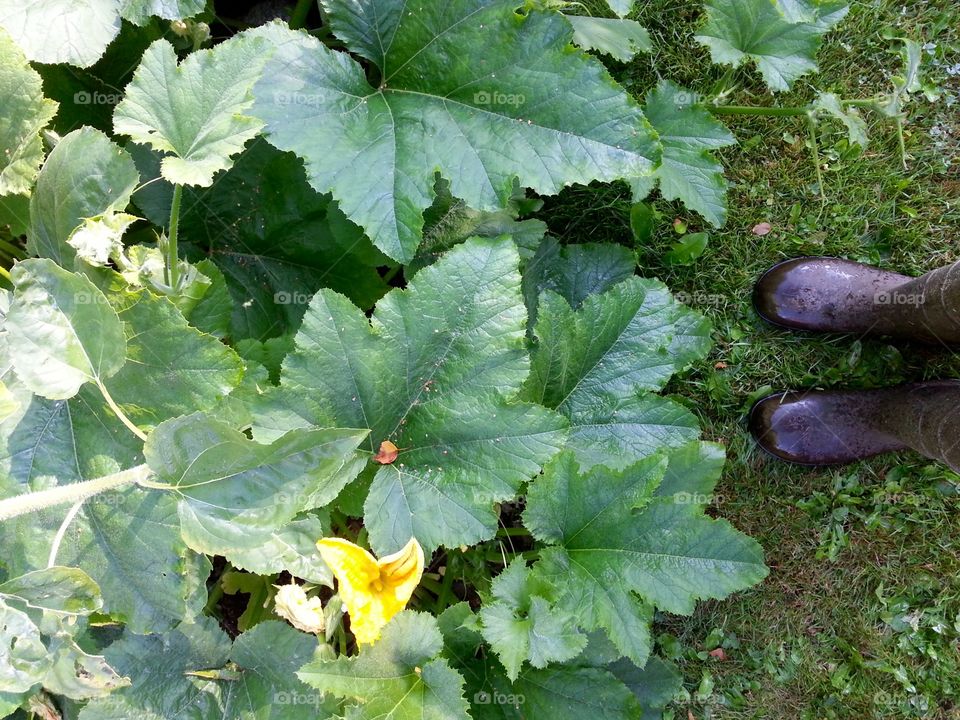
[749, 391, 906, 466]
[753, 257, 838, 332]
[753, 257, 910, 335]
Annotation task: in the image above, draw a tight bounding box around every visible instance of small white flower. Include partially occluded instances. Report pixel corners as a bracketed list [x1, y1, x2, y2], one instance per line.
[273, 583, 325, 634]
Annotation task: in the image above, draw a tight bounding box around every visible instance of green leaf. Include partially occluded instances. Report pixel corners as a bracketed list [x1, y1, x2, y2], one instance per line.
[608, 656, 683, 716]
[412, 180, 547, 279]
[509, 667, 643, 719]
[251, 4, 659, 262]
[120, 0, 206, 25]
[0, 568, 126, 700]
[6, 259, 126, 400]
[255, 238, 567, 554]
[0, 598, 48, 694]
[629, 202, 655, 244]
[79, 617, 336, 720]
[0, 372, 192, 634]
[299, 611, 470, 720]
[144, 412, 367, 557]
[665, 232, 709, 265]
[523, 451, 768, 663]
[0, 29, 57, 197]
[604, 0, 634, 17]
[224, 620, 332, 719]
[775, 0, 849, 30]
[78, 617, 233, 720]
[103, 284, 244, 430]
[656, 441, 726, 499]
[813, 92, 868, 147]
[524, 278, 711, 471]
[159, 141, 392, 340]
[479, 560, 586, 681]
[523, 237, 636, 328]
[695, 0, 848, 92]
[220, 571, 277, 632]
[565, 16, 651, 62]
[27, 128, 140, 266]
[226, 514, 335, 586]
[641, 81, 737, 226]
[113, 32, 270, 187]
[0, 567, 101, 619]
[0, 0, 121, 68]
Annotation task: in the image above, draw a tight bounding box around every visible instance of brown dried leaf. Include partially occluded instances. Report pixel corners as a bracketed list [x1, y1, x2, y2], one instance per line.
[373, 440, 400, 464]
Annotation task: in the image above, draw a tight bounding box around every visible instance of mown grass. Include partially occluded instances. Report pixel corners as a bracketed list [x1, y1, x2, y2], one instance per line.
[540, 1, 960, 717]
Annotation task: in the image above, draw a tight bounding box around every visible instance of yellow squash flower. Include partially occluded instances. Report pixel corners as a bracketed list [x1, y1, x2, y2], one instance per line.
[316, 536, 424, 645]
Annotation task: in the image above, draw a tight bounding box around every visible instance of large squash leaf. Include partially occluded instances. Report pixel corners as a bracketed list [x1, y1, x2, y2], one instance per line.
[164, 141, 391, 340]
[695, 0, 849, 92]
[635, 81, 737, 227]
[0, 567, 126, 702]
[299, 611, 470, 720]
[0, 29, 57, 197]
[523, 276, 711, 472]
[0, 377, 190, 634]
[254, 238, 567, 554]
[113, 32, 270, 187]
[523, 451, 768, 665]
[27, 128, 140, 266]
[6, 260, 126, 401]
[144, 412, 367, 558]
[79, 618, 332, 720]
[0, 0, 120, 68]
[250, 1, 659, 262]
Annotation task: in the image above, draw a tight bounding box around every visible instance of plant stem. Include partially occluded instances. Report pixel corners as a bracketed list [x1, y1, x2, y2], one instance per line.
[435, 559, 457, 613]
[0, 237, 26, 260]
[289, 0, 313, 29]
[0, 465, 152, 522]
[48, 500, 85, 567]
[895, 116, 908, 170]
[807, 115, 826, 201]
[97, 380, 148, 442]
[0, 266, 11, 283]
[166, 184, 183, 290]
[709, 105, 810, 117]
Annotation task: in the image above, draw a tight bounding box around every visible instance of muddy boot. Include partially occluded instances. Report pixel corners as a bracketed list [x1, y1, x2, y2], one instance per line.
[749, 381, 960, 472]
[753, 257, 960, 344]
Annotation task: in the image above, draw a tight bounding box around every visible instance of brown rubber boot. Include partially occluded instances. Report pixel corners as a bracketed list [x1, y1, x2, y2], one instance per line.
[753, 257, 960, 345]
[749, 381, 960, 472]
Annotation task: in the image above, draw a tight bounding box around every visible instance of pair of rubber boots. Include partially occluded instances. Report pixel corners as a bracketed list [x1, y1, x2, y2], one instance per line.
[750, 257, 960, 473]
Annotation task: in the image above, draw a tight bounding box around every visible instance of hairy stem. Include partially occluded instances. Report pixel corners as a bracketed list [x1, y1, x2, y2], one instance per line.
[166, 184, 183, 290]
[709, 105, 810, 117]
[0, 465, 152, 522]
[807, 116, 826, 201]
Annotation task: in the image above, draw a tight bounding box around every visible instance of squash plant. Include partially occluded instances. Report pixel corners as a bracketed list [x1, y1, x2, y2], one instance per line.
[0, 0, 906, 716]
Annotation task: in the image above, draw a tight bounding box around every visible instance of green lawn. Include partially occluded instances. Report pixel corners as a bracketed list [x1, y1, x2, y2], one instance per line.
[542, 1, 960, 717]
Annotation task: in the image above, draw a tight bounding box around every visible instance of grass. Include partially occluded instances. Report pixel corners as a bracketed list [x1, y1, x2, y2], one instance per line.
[540, 1, 960, 717]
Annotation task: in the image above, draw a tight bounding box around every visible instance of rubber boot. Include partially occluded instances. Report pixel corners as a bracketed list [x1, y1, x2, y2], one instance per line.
[749, 381, 960, 472]
[753, 257, 960, 344]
